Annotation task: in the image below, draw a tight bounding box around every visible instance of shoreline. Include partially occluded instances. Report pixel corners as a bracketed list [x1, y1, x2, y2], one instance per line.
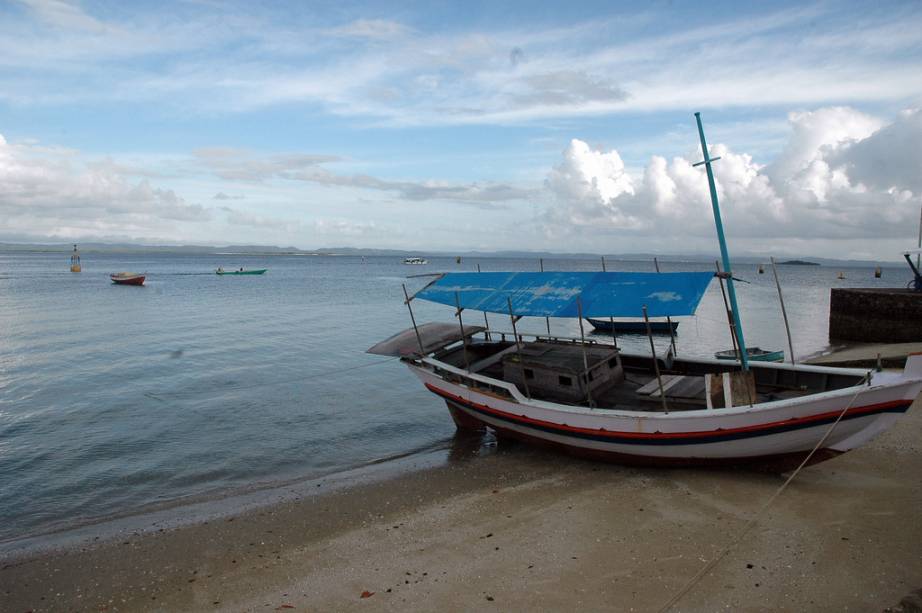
[0, 437, 465, 561]
[3, 396, 922, 612]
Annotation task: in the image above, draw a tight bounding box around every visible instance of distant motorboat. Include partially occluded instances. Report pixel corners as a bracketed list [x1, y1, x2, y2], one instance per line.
[216, 268, 267, 275]
[110, 272, 145, 286]
[586, 318, 678, 334]
[403, 257, 428, 265]
[715, 347, 784, 362]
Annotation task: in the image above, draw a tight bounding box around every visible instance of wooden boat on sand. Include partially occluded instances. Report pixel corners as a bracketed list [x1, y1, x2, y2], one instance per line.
[369, 273, 922, 469]
[110, 272, 145, 286]
[368, 114, 921, 470]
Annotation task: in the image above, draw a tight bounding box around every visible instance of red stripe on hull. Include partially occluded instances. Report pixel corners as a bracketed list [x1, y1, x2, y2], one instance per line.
[426, 382, 906, 442]
[445, 399, 842, 470]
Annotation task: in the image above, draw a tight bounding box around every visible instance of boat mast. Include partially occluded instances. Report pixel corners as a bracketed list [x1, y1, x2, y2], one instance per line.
[694, 112, 750, 370]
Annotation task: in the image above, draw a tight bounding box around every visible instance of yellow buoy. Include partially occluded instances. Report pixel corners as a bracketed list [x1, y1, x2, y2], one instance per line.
[70, 244, 81, 272]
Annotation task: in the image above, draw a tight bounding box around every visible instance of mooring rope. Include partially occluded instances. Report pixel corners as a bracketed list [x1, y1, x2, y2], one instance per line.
[657, 373, 871, 612]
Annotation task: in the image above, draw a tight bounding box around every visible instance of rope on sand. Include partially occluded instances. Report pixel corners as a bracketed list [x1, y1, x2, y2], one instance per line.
[657, 373, 871, 612]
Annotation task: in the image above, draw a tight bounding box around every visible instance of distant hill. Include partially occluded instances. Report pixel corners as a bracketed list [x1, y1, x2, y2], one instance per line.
[0, 241, 907, 267]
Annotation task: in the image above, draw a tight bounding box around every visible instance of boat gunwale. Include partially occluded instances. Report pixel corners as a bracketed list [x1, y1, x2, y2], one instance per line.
[414, 350, 918, 421]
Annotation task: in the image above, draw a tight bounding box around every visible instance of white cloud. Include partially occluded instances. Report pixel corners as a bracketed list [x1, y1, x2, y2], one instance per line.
[192, 148, 535, 206]
[2, 4, 921, 124]
[545, 139, 639, 227]
[544, 107, 922, 247]
[0, 134, 210, 240]
[326, 19, 411, 41]
[16, 0, 106, 32]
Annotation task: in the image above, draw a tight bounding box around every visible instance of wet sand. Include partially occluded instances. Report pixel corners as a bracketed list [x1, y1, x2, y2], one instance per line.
[3, 396, 922, 612]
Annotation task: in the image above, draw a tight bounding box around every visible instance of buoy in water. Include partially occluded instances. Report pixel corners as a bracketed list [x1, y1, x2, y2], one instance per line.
[874, 266, 882, 278]
[758, 264, 764, 274]
[837, 271, 846, 280]
[70, 244, 81, 273]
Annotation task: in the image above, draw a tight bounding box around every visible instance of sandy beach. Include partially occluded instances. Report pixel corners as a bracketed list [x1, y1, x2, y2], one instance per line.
[3, 394, 922, 612]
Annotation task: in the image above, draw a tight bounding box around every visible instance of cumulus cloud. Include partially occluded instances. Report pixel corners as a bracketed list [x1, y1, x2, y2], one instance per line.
[545, 107, 922, 244]
[194, 148, 535, 207]
[0, 134, 209, 239]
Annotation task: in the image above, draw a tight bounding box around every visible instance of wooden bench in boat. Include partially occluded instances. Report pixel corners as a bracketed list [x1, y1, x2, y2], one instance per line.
[636, 374, 707, 404]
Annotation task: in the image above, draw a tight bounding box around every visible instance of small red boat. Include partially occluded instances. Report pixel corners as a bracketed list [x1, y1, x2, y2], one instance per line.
[110, 272, 145, 286]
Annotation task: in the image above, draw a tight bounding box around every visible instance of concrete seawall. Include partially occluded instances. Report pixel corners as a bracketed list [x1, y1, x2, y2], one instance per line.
[829, 288, 922, 342]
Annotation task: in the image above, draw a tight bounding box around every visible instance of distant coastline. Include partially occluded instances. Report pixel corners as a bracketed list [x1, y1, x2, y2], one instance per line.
[0, 241, 904, 267]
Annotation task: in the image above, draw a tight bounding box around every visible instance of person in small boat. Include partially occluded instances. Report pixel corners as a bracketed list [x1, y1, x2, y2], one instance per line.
[239, 267, 244, 272]
[217, 267, 224, 273]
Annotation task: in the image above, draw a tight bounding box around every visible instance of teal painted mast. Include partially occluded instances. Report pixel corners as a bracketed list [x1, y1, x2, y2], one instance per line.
[694, 112, 750, 370]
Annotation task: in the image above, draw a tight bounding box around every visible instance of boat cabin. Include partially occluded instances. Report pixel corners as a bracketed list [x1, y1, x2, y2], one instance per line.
[502, 342, 623, 402]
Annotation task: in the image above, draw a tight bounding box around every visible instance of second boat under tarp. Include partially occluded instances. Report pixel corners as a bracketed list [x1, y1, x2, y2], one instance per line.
[587, 318, 679, 334]
[715, 347, 784, 362]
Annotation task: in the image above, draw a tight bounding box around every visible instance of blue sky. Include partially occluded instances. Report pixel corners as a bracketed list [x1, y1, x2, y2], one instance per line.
[1, 0, 921, 259]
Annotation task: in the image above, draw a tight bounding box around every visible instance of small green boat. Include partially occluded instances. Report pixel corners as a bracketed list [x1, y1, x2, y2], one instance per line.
[715, 347, 784, 362]
[216, 268, 267, 275]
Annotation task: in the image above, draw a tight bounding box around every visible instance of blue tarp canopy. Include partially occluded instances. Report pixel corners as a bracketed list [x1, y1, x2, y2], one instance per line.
[415, 271, 713, 318]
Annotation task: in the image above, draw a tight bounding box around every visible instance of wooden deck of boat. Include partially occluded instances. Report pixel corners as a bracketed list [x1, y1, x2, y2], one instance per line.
[431, 338, 866, 413]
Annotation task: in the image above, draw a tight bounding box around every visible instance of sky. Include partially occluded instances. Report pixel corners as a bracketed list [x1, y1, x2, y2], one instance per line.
[1, 0, 921, 260]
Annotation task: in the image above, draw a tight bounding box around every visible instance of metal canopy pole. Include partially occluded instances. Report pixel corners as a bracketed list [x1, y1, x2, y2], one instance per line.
[601, 256, 618, 350]
[506, 297, 531, 399]
[715, 261, 740, 358]
[643, 305, 669, 414]
[694, 112, 750, 370]
[539, 258, 551, 336]
[477, 263, 490, 340]
[576, 296, 594, 408]
[402, 283, 425, 355]
[454, 291, 471, 372]
[654, 257, 677, 356]
[770, 256, 796, 365]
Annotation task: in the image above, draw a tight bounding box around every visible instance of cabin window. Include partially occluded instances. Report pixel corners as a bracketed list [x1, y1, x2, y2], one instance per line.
[558, 375, 572, 386]
[524, 368, 535, 380]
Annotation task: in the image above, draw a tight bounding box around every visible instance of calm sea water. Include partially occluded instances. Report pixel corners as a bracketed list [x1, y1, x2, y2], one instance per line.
[0, 251, 910, 547]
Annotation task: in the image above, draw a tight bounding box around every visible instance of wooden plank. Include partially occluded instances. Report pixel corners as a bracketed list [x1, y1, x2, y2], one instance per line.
[637, 374, 682, 396]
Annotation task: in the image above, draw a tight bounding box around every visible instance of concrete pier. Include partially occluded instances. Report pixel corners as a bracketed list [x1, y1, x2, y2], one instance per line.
[829, 288, 922, 342]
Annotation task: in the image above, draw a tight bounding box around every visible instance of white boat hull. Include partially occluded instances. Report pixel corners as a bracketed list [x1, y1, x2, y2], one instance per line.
[409, 356, 922, 469]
